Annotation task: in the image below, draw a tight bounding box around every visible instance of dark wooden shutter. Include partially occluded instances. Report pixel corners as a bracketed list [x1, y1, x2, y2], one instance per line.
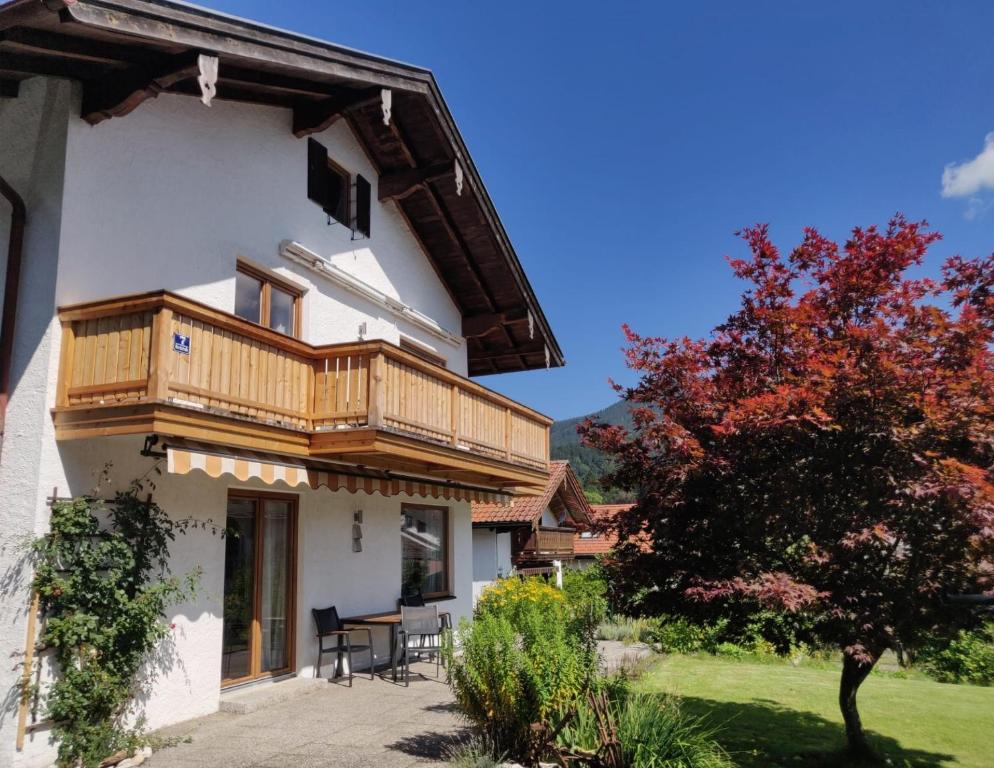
[307, 138, 329, 209]
[355, 174, 371, 237]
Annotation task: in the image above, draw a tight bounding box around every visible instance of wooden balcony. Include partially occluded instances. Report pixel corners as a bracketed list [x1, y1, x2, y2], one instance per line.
[52, 291, 551, 490]
[514, 527, 577, 563]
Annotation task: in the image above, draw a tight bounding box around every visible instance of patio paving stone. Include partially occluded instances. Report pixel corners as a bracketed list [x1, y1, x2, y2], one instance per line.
[146, 664, 467, 767]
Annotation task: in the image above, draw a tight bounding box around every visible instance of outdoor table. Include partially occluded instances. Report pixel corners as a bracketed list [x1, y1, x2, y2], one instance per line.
[341, 608, 451, 682]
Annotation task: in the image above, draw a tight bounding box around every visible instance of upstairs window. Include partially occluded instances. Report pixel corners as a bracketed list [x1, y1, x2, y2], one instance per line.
[235, 261, 302, 337]
[307, 138, 371, 237]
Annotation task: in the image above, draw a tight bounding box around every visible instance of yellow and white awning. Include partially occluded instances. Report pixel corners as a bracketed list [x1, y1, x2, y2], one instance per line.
[165, 441, 507, 504]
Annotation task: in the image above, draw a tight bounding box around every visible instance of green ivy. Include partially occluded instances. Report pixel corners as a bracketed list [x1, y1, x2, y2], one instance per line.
[29, 480, 200, 768]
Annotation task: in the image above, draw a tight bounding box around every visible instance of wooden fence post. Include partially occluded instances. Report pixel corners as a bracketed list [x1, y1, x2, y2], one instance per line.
[146, 306, 173, 402]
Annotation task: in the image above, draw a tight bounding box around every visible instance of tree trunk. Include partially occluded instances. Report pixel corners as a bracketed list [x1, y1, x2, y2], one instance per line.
[839, 651, 879, 759]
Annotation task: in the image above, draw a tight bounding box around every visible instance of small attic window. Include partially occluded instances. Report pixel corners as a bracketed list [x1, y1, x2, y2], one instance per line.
[306, 138, 371, 236]
[324, 158, 350, 225]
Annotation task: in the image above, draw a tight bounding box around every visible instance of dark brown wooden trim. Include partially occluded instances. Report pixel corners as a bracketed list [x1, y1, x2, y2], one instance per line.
[0, 78, 18, 98]
[81, 52, 201, 126]
[462, 309, 528, 339]
[291, 87, 380, 138]
[377, 162, 453, 203]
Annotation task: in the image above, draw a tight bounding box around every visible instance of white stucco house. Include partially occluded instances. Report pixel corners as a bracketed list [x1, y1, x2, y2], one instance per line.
[471, 461, 591, 601]
[0, 2, 564, 765]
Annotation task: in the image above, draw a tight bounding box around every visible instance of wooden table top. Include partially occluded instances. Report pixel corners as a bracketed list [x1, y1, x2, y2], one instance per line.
[342, 608, 452, 625]
[342, 611, 401, 625]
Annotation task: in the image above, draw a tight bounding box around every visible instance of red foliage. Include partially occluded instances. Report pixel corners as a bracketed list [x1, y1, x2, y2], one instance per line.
[582, 216, 994, 665]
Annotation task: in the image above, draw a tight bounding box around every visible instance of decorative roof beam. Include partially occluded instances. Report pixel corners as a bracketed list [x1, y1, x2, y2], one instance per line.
[81, 52, 202, 125]
[462, 309, 528, 339]
[291, 87, 380, 138]
[378, 161, 454, 203]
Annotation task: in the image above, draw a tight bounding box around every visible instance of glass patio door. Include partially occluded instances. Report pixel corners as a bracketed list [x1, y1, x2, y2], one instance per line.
[222, 493, 296, 685]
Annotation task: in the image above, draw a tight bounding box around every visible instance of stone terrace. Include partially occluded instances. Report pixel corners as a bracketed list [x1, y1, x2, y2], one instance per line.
[145, 664, 467, 768]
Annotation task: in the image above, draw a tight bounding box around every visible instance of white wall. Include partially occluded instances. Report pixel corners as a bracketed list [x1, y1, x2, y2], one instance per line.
[0, 80, 479, 768]
[540, 507, 560, 527]
[55, 92, 467, 374]
[0, 76, 73, 768]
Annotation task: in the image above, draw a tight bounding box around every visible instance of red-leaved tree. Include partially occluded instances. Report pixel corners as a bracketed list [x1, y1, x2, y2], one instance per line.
[581, 216, 994, 757]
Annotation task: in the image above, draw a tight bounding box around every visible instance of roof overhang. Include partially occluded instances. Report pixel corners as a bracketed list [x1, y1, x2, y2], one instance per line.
[0, 0, 564, 375]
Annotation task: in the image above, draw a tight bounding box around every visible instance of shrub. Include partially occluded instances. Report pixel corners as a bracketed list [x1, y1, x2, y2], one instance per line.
[448, 578, 596, 759]
[596, 616, 659, 645]
[30, 487, 199, 767]
[714, 642, 748, 659]
[562, 565, 609, 635]
[558, 692, 733, 768]
[918, 624, 994, 686]
[444, 733, 506, 768]
[650, 616, 729, 655]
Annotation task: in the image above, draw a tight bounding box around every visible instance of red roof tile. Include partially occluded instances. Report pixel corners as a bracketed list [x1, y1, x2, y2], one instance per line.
[573, 503, 634, 557]
[472, 461, 591, 526]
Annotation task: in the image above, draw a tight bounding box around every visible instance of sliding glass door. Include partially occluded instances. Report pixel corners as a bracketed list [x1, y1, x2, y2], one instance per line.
[222, 492, 297, 686]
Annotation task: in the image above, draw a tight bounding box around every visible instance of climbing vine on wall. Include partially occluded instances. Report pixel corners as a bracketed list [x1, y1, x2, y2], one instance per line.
[29, 478, 201, 768]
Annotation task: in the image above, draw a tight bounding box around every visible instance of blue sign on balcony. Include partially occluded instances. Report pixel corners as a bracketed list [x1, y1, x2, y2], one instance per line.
[172, 333, 191, 355]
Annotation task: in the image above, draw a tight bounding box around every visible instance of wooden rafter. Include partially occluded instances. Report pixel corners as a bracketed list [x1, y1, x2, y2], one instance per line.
[462, 309, 528, 339]
[421, 184, 498, 313]
[0, 27, 156, 65]
[378, 161, 454, 202]
[81, 52, 202, 125]
[291, 87, 380, 138]
[0, 51, 111, 80]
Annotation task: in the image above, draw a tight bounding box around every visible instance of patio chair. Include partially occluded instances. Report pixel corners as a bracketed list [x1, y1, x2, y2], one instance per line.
[312, 606, 374, 686]
[399, 591, 452, 634]
[398, 605, 442, 686]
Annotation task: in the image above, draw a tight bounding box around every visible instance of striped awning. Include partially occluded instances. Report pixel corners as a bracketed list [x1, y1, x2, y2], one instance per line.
[165, 441, 508, 503]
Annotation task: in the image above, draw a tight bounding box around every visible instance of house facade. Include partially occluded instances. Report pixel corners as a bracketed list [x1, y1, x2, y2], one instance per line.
[0, 2, 562, 766]
[471, 461, 591, 600]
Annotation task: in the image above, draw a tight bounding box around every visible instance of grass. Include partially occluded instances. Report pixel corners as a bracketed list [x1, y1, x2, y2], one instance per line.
[643, 654, 994, 768]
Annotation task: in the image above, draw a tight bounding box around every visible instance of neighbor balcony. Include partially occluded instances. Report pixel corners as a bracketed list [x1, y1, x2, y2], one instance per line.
[514, 526, 577, 563]
[52, 291, 551, 490]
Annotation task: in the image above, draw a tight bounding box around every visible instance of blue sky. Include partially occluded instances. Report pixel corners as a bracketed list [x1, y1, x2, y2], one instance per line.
[210, 0, 994, 421]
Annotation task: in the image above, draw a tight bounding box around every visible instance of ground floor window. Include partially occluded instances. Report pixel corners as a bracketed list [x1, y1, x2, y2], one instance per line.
[222, 491, 297, 686]
[401, 504, 449, 598]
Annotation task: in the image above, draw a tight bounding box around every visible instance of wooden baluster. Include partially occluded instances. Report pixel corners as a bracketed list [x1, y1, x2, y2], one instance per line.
[368, 352, 385, 429]
[56, 320, 76, 408]
[504, 407, 513, 461]
[450, 383, 459, 446]
[146, 306, 174, 402]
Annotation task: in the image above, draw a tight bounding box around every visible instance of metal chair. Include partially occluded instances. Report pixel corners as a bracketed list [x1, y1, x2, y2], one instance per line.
[398, 605, 442, 686]
[399, 591, 452, 635]
[312, 606, 373, 686]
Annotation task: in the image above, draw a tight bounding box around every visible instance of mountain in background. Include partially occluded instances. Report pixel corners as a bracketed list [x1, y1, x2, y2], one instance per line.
[550, 399, 635, 503]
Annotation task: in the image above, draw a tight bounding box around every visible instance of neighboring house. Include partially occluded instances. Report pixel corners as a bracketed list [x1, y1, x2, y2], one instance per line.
[471, 461, 591, 599]
[571, 503, 633, 569]
[0, 1, 564, 764]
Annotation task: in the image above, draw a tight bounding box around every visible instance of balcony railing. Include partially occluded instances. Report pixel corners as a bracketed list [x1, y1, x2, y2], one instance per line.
[54, 291, 550, 479]
[515, 526, 577, 562]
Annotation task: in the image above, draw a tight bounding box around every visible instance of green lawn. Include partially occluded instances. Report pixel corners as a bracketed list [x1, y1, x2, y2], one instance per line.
[643, 654, 994, 768]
